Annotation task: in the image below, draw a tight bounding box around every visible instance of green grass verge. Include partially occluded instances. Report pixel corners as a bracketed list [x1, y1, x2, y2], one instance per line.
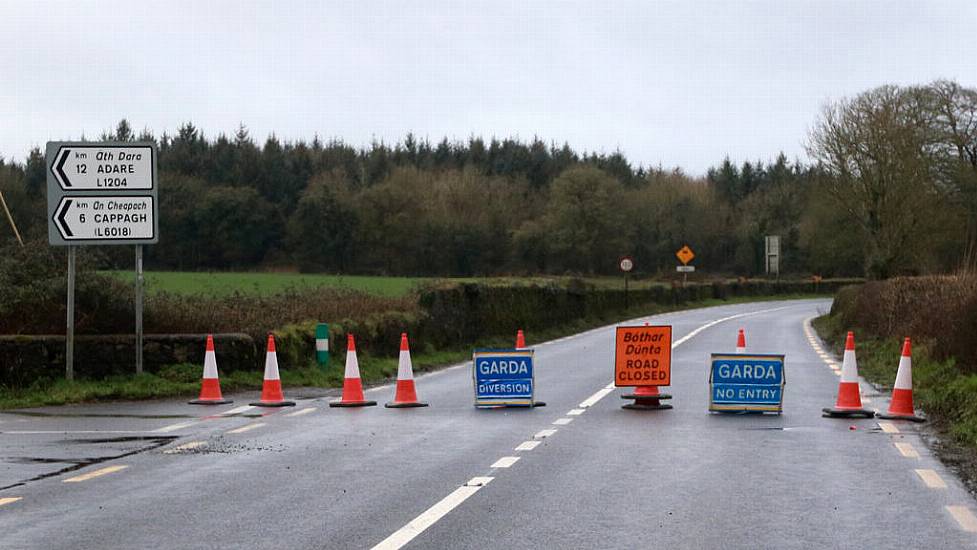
[0, 293, 823, 409]
[813, 314, 977, 448]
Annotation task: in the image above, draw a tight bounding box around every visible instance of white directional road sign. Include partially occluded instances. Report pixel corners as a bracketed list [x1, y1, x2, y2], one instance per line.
[46, 141, 158, 245]
[52, 196, 155, 241]
[50, 144, 154, 190]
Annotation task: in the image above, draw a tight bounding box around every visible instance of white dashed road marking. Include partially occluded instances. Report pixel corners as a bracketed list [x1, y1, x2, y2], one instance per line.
[515, 441, 541, 451]
[153, 421, 197, 433]
[370, 477, 493, 550]
[0, 497, 22, 506]
[553, 418, 573, 425]
[567, 409, 585, 416]
[916, 469, 948, 489]
[894, 442, 919, 458]
[534, 429, 557, 439]
[947, 506, 977, 532]
[163, 440, 207, 454]
[227, 422, 266, 434]
[491, 457, 520, 468]
[285, 407, 317, 417]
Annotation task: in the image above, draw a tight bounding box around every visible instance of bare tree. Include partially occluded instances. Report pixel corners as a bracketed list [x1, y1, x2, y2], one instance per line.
[806, 85, 945, 278]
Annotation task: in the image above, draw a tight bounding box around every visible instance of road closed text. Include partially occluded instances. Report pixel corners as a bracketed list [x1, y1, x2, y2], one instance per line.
[614, 325, 672, 386]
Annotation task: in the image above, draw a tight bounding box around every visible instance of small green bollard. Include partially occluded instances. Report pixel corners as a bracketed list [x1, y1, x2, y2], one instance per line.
[315, 323, 329, 369]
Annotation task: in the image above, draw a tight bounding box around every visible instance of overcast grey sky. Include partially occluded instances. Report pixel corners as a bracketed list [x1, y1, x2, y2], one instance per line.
[1, 0, 974, 174]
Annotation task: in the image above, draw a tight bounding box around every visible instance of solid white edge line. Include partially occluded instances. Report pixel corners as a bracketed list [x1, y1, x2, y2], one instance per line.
[371, 478, 492, 550]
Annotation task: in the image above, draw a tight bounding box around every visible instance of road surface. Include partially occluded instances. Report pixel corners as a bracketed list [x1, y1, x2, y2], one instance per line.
[1, 298, 975, 549]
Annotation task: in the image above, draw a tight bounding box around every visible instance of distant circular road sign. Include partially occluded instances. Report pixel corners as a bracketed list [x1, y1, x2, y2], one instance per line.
[619, 256, 634, 272]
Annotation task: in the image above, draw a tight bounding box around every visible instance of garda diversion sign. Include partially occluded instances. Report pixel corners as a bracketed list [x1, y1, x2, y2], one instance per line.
[473, 349, 536, 407]
[709, 353, 786, 413]
[46, 142, 158, 245]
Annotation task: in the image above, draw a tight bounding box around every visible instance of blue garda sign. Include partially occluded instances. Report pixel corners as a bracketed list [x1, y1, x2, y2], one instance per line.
[473, 349, 535, 407]
[709, 353, 786, 413]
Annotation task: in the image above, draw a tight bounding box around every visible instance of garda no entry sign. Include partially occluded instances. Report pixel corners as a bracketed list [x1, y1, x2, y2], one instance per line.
[709, 353, 786, 413]
[614, 325, 672, 386]
[473, 349, 535, 407]
[46, 141, 159, 245]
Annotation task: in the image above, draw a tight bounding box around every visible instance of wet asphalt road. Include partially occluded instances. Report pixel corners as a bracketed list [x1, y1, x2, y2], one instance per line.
[1, 298, 975, 549]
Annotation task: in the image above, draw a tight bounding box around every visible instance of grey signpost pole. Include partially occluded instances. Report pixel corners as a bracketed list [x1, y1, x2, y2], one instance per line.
[135, 245, 144, 375]
[66, 246, 76, 381]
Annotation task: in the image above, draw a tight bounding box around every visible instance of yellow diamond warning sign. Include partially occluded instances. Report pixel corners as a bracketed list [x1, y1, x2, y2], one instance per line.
[676, 245, 695, 265]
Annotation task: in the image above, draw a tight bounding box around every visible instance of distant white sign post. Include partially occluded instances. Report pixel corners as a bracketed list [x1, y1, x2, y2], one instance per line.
[46, 142, 159, 380]
[619, 256, 634, 309]
[765, 235, 780, 278]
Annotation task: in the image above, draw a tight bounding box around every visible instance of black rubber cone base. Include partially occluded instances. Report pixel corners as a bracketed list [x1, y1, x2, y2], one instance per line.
[622, 393, 672, 401]
[877, 412, 926, 422]
[385, 401, 429, 408]
[250, 400, 296, 407]
[822, 406, 875, 418]
[623, 401, 674, 411]
[532, 401, 546, 407]
[188, 398, 233, 405]
[330, 400, 377, 408]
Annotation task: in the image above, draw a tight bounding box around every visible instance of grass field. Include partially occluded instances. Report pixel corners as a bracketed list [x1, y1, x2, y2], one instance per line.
[104, 271, 435, 297]
[102, 271, 676, 297]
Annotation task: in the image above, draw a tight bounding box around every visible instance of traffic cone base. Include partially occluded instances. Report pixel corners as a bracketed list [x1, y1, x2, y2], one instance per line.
[330, 377, 377, 407]
[385, 380, 429, 408]
[622, 385, 673, 410]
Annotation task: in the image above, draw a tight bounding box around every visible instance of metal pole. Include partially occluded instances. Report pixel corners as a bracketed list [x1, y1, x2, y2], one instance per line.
[624, 275, 629, 310]
[66, 246, 75, 381]
[135, 245, 144, 375]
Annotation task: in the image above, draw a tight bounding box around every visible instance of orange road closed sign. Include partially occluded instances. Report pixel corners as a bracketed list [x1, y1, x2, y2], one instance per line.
[615, 325, 672, 386]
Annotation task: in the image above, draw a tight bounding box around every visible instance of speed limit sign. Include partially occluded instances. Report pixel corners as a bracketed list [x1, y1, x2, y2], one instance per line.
[619, 256, 634, 273]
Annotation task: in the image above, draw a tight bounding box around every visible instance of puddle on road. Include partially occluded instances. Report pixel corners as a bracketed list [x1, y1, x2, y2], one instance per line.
[0, 435, 177, 491]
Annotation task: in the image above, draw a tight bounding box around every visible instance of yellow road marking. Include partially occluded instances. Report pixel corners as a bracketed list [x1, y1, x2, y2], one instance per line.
[879, 422, 899, 433]
[947, 506, 977, 532]
[228, 422, 266, 434]
[915, 469, 947, 489]
[64, 465, 128, 483]
[0, 497, 22, 506]
[163, 440, 206, 454]
[894, 442, 919, 458]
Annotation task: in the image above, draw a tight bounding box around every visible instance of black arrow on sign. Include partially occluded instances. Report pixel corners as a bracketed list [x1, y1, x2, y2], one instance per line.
[55, 148, 71, 187]
[55, 199, 73, 237]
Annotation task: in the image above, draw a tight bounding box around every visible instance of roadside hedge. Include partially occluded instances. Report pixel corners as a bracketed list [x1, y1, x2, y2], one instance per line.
[0, 277, 856, 386]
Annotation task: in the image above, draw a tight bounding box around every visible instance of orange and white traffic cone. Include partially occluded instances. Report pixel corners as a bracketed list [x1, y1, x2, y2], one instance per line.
[189, 334, 232, 405]
[516, 329, 526, 349]
[736, 329, 746, 353]
[330, 334, 377, 408]
[385, 333, 428, 408]
[250, 334, 296, 407]
[822, 331, 874, 418]
[878, 338, 925, 422]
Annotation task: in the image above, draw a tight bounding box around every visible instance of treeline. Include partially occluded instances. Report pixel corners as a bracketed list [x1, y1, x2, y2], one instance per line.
[0, 78, 973, 277]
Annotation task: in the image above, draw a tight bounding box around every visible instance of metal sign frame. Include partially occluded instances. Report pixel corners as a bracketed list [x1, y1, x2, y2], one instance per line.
[472, 348, 536, 407]
[708, 353, 786, 414]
